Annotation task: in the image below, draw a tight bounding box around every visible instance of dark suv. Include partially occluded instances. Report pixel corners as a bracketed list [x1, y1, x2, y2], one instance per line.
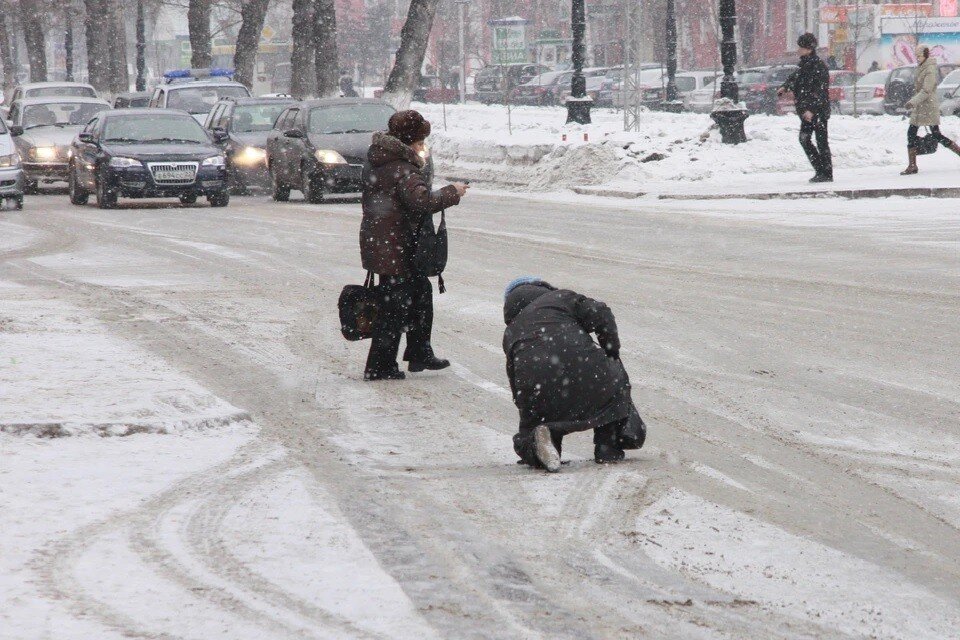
[474, 64, 550, 104]
[69, 109, 230, 209]
[884, 63, 960, 114]
[739, 65, 798, 114]
[205, 96, 295, 193]
[265, 98, 395, 203]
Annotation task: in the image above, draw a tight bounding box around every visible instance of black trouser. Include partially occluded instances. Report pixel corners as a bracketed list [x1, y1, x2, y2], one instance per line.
[365, 274, 433, 373]
[799, 114, 833, 177]
[907, 125, 954, 149]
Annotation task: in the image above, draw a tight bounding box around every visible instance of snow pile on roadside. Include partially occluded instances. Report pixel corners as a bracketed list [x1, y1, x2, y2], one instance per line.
[418, 103, 930, 191]
[0, 285, 247, 437]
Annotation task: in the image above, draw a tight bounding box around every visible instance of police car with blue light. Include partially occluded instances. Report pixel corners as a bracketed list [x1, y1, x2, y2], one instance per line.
[149, 68, 251, 123]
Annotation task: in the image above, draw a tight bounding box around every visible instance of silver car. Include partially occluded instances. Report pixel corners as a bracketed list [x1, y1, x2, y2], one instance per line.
[0, 118, 24, 209]
[8, 96, 111, 192]
[838, 69, 891, 116]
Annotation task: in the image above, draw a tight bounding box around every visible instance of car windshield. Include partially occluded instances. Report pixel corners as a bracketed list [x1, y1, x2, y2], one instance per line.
[738, 71, 767, 84]
[167, 85, 251, 114]
[676, 77, 697, 92]
[308, 104, 395, 135]
[26, 86, 97, 98]
[832, 73, 857, 86]
[860, 70, 889, 85]
[102, 114, 210, 144]
[943, 69, 960, 84]
[22, 102, 107, 129]
[233, 103, 292, 132]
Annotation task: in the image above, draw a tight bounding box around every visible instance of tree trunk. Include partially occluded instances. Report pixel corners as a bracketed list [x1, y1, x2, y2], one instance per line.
[107, 0, 129, 93]
[135, 0, 146, 91]
[65, 11, 74, 82]
[313, 0, 339, 97]
[0, 8, 16, 100]
[290, 0, 316, 97]
[19, 1, 48, 82]
[84, 0, 111, 93]
[382, 0, 441, 110]
[188, 0, 213, 68]
[234, 0, 272, 88]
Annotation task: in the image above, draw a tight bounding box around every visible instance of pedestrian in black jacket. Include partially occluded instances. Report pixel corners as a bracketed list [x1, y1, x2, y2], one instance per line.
[502, 277, 646, 472]
[778, 33, 833, 183]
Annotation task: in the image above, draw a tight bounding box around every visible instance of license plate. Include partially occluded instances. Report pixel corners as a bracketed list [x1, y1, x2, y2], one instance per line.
[156, 170, 193, 181]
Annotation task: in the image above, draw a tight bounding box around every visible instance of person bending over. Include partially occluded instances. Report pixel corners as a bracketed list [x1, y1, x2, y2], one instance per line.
[502, 277, 646, 472]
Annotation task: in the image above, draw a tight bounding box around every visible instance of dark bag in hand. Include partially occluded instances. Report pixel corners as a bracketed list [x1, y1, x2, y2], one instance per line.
[612, 359, 647, 449]
[412, 210, 448, 291]
[338, 272, 379, 341]
[917, 128, 940, 155]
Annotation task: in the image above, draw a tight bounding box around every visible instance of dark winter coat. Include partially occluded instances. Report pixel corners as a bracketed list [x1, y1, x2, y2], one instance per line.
[502, 283, 631, 435]
[360, 133, 460, 276]
[781, 53, 831, 118]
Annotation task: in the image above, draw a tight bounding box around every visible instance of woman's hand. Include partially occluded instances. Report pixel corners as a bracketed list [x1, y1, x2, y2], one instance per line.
[452, 182, 470, 198]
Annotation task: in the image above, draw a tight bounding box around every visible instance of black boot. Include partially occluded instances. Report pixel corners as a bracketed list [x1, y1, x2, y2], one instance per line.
[364, 365, 406, 381]
[407, 346, 450, 372]
[594, 422, 625, 464]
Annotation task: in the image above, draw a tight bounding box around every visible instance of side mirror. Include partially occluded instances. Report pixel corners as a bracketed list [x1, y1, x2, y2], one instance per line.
[284, 128, 305, 139]
[9, 125, 23, 137]
[78, 132, 96, 144]
[212, 127, 229, 143]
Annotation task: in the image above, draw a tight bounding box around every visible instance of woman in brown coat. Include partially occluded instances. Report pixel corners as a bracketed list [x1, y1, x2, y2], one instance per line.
[902, 45, 960, 175]
[360, 110, 469, 380]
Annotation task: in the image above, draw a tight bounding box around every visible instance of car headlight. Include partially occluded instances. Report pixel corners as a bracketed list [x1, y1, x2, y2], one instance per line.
[314, 149, 347, 164]
[0, 153, 19, 168]
[32, 146, 58, 161]
[235, 146, 266, 165]
[109, 156, 141, 168]
[201, 155, 226, 167]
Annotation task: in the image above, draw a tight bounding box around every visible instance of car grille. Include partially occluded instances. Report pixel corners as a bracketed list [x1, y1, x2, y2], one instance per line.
[147, 162, 198, 185]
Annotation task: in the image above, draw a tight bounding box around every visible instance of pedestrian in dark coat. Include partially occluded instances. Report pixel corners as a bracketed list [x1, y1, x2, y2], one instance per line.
[779, 33, 834, 182]
[360, 110, 469, 380]
[502, 277, 646, 472]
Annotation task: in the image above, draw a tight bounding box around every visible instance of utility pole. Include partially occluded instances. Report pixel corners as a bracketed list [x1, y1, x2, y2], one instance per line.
[456, 0, 468, 104]
[663, 0, 682, 111]
[710, 0, 748, 143]
[566, 0, 591, 124]
[136, 0, 146, 92]
[622, 0, 643, 131]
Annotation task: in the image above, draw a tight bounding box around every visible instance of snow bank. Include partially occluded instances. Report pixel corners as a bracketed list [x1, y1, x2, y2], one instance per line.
[418, 103, 951, 194]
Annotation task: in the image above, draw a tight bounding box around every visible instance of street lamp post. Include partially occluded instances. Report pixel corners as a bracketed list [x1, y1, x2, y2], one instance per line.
[710, 0, 748, 143]
[456, 0, 468, 104]
[566, 0, 591, 124]
[662, 0, 682, 112]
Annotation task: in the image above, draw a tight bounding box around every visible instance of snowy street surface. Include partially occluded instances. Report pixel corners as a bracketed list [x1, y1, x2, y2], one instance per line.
[2, 192, 960, 639]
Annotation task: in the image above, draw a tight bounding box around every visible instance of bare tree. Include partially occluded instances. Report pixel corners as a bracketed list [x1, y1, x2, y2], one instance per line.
[84, 0, 110, 93]
[19, 0, 48, 81]
[107, 0, 129, 92]
[313, 0, 339, 97]
[189, 0, 213, 68]
[290, 0, 315, 97]
[0, 4, 15, 99]
[382, 0, 442, 109]
[234, 0, 272, 87]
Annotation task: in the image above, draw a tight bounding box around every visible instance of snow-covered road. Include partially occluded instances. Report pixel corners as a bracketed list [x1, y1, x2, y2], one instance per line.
[2, 191, 959, 639]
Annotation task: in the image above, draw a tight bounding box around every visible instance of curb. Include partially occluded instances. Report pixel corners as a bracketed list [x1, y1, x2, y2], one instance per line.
[572, 186, 960, 201]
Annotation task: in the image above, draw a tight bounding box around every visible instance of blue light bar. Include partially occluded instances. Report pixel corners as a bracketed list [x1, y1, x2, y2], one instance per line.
[162, 68, 235, 80]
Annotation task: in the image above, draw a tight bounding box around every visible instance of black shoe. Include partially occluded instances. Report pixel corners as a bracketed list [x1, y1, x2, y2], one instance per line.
[809, 174, 833, 183]
[408, 355, 451, 372]
[364, 366, 406, 381]
[595, 444, 625, 464]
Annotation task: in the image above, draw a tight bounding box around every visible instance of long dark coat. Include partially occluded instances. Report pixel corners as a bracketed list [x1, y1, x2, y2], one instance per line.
[502, 283, 631, 435]
[360, 133, 460, 276]
[781, 53, 831, 118]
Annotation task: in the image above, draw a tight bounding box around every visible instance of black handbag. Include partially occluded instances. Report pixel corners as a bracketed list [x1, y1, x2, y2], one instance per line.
[338, 271, 379, 341]
[917, 127, 940, 155]
[412, 210, 448, 292]
[612, 359, 647, 450]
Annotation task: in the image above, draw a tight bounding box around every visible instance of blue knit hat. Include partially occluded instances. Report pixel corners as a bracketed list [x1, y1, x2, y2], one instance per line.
[504, 276, 544, 300]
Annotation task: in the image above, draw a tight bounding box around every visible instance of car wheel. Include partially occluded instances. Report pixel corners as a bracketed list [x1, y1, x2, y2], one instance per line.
[207, 191, 230, 207]
[69, 167, 89, 206]
[179, 193, 198, 205]
[270, 164, 290, 202]
[306, 173, 325, 204]
[95, 172, 117, 209]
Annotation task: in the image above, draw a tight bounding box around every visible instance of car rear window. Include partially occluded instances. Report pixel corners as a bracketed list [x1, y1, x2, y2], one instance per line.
[859, 70, 889, 85]
[167, 85, 251, 114]
[233, 103, 294, 132]
[676, 77, 697, 92]
[26, 86, 97, 98]
[22, 102, 108, 128]
[308, 103, 396, 135]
